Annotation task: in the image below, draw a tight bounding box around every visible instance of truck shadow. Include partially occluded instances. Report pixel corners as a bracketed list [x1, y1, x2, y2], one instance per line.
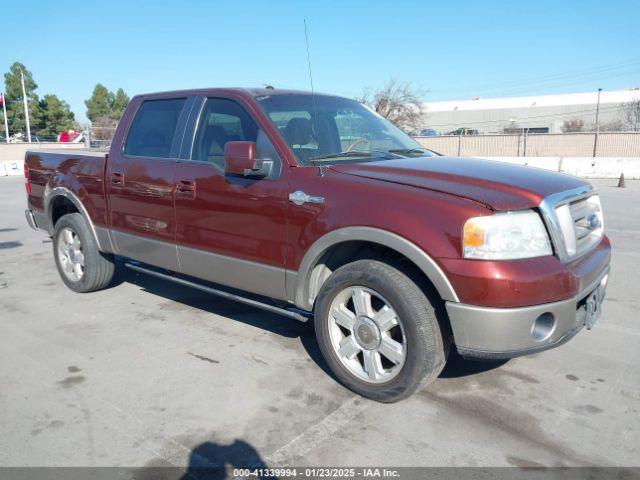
[119, 266, 331, 377]
[439, 349, 509, 378]
[119, 265, 507, 383]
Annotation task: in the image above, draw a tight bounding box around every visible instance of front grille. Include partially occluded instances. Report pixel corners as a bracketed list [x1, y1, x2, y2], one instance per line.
[539, 187, 604, 262]
[569, 195, 604, 256]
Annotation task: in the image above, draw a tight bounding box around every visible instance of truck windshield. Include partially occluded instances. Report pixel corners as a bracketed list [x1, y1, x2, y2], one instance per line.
[255, 94, 431, 165]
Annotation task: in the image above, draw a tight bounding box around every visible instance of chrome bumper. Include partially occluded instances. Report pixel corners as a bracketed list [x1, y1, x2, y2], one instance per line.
[25, 209, 38, 230]
[446, 266, 609, 360]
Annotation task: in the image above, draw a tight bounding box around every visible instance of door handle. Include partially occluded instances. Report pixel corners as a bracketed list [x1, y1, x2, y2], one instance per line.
[111, 172, 124, 187]
[176, 180, 196, 198]
[289, 190, 324, 206]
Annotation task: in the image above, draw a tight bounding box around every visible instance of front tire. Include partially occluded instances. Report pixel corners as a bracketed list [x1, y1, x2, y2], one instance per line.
[53, 213, 115, 293]
[314, 259, 448, 402]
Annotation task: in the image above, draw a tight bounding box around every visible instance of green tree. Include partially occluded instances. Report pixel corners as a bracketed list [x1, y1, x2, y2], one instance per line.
[3, 62, 41, 137]
[85, 84, 130, 126]
[85, 83, 114, 122]
[35, 94, 76, 139]
[110, 88, 130, 121]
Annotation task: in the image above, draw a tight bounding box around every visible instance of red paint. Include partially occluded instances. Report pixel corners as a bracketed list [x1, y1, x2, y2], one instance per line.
[330, 156, 586, 211]
[25, 88, 612, 309]
[25, 150, 108, 222]
[23, 161, 31, 195]
[439, 237, 610, 307]
[174, 161, 288, 267]
[224, 141, 257, 176]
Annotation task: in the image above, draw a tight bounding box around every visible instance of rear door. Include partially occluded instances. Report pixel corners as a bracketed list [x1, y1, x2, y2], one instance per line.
[173, 95, 289, 299]
[107, 96, 192, 270]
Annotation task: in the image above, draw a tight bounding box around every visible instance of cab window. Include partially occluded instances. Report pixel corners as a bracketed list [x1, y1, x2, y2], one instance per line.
[124, 98, 186, 158]
[192, 99, 258, 169]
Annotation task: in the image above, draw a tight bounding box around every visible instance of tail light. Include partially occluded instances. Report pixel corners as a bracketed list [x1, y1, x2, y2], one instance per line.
[24, 162, 31, 195]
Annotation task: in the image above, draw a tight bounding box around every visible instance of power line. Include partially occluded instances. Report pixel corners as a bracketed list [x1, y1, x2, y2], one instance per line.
[475, 68, 640, 98]
[432, 59, 640, 93]
[430, 59, 640, 97]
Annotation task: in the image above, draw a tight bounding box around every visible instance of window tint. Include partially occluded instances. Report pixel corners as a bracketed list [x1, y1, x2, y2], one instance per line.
[192, 98, 259, 168]
[268, 110, 311, 130]
[124, 98, 186, 158]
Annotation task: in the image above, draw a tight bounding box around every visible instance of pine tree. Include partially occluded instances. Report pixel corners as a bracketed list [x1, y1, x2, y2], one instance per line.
[85, 84, 114, 122]
[36, 94, 77, 139]
[111, 88, 130, 121]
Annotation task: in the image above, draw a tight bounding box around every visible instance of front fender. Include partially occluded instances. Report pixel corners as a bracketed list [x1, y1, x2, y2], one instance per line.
[291, 226, 460, 310]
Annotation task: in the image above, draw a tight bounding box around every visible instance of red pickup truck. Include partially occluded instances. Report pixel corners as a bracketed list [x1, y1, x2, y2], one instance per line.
[24, 88, 610, 402]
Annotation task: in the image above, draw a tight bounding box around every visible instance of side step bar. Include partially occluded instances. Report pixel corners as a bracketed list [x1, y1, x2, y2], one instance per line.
[124, 262, 310, 323]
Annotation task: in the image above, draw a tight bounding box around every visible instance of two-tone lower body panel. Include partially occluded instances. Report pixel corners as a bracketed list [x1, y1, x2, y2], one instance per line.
[446, 265, 609, 359]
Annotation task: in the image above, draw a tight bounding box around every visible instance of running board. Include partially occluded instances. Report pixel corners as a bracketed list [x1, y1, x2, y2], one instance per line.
[124, 262, 310, 323]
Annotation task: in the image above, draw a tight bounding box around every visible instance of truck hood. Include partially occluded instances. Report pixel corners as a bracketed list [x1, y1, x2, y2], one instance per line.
[330, 156, 587, 210]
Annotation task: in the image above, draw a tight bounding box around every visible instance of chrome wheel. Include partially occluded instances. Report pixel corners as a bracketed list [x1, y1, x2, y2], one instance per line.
[328, 286, 406, 384]
[57, 227, 85, 282]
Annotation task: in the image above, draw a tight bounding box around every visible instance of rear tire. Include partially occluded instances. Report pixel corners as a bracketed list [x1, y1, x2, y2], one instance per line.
[53, 213, 115, 293]
[314, 259, 448, 403]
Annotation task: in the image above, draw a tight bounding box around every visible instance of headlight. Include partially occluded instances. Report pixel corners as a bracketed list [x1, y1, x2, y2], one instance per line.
[463, 210, 552, 260]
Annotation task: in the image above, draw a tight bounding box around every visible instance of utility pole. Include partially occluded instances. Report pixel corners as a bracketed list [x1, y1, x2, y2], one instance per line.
[593, 87, 602, 157]
[1, 93, 8, 143]
[20, 68, 32, 143]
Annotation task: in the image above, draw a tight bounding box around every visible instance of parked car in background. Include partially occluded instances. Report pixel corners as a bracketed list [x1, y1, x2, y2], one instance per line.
[57, 130, 81, 142]
[418, 128, 441, 137]
[25, 87, 610, 402]
[449, 128, 479, 136]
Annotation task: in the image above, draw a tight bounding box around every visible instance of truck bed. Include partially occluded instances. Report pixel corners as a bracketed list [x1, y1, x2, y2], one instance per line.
[27, 148, 107, 157]
[25, 149, 109, 233]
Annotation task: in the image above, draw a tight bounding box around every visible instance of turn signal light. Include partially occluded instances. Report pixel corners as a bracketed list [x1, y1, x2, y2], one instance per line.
[463, 221, 485, 248]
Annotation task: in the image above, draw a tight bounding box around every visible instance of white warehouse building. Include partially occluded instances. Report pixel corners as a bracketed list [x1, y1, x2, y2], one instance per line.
[421, 88, 640, 134]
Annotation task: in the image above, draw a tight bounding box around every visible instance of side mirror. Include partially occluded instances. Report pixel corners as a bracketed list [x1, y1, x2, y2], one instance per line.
[224, 141, 272, 178]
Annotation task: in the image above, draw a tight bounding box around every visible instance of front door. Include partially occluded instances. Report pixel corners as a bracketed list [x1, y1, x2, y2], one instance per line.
[173, 96, 289, 300]
[107, 97, 190, 271]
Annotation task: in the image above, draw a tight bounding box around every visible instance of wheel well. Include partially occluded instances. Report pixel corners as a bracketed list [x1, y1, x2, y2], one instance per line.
[307, 240, 453, 342]
[308, 240, 441, 305]
[50, 196, 79, 226]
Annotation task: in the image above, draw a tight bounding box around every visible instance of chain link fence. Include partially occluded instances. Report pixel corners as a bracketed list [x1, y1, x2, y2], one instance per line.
[414, 132, 640, 157]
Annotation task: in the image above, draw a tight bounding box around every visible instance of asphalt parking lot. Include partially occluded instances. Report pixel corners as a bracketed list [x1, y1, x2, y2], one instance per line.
[0, 175, 638, 471]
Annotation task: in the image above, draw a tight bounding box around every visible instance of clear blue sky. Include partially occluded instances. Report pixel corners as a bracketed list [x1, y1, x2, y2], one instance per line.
[3, 0, 640, 124]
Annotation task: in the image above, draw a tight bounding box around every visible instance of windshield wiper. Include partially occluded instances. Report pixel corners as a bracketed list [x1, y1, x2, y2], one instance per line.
[387, 148, 429, 156]
[309, 150, 398, 162]
[309, 151, 373, 161]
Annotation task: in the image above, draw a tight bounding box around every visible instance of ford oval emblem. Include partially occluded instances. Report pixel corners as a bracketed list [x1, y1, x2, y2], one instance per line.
[586, 213, 600, 230]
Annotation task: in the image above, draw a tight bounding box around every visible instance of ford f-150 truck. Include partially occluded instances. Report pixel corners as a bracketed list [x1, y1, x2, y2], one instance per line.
[24, 88, 610, 402]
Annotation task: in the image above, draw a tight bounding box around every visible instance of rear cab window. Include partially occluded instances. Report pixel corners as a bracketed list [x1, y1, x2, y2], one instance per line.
[124, 98, 187, 158]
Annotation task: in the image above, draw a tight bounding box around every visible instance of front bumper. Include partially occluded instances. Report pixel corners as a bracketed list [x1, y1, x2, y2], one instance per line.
[446, 266, 609, 360]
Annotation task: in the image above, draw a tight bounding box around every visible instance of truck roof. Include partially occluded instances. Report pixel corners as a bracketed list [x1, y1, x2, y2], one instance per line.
[133, 87, 344, 101]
